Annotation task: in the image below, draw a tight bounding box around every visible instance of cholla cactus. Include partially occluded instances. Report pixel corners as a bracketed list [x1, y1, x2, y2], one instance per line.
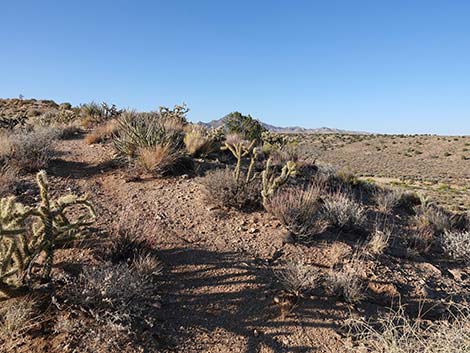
[0, 171, 95, 296]
[261, 158, 297, 205]
[222, 136, 256, 181]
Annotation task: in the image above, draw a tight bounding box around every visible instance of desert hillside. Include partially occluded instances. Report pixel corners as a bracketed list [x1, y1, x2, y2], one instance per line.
[0, 100, 468, 352]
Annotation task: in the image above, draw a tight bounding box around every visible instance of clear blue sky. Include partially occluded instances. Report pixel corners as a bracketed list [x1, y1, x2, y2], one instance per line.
[1, 1, 469, 134]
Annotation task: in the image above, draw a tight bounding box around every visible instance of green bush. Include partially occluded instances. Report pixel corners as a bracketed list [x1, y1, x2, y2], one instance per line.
[224, 112, 266, 141]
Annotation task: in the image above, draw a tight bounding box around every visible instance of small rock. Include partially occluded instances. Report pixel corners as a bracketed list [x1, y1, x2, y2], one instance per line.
[418, 262, 442, 277]
[249, 227, 258, 234]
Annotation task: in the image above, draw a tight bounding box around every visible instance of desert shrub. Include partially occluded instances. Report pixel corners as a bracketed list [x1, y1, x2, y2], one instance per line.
[136, 143, 186, 175]
[6, 128, 59, 173]
[274, 260, 319, 297]
[105, 209, 162, 266]
[414, 202, 452, 236]
[366, 227, 391, 255]
[440, 230, 470, 263]
[347, 304, 470, 353]
[325, 256, 365, 303]
[0, 166, 17, 197]
[80, 102, 122, 128]
[53, 316, 137, 353]
[201, 168, 262, 210]
[65, 258, 161, 328]
[268, 143, 300, 166]
[265, 186, 328, 241]
[159, 104, 189, 129]
[396, 191, 421, 213]
[375, 188, 403, 213]
[0, 115, 28, 130]
[184, 125, 216, 157]
[113, 110, 191, 176]
[114, 111, 185, 155]
[84, 119, 118, 144]
[34, 109, 77, 127]
[0, 297, 37, 350]
[224, 111, 266, 141]
[323, 191, 366, 232]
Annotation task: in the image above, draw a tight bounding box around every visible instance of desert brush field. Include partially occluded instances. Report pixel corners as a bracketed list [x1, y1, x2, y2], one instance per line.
[0, 98, 469, 352]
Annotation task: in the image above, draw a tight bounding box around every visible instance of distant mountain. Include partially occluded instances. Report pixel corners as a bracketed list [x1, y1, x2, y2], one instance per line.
[198, 117, 369, 135]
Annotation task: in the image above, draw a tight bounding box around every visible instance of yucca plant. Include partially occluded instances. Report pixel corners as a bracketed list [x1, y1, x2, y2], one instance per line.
[113, 111, 191, 176]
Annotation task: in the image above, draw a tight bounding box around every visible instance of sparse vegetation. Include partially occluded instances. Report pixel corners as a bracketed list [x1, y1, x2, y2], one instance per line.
[0, 97, 468, 352]
[202, 168, 262, 210]
[0, 171, 95, 296]
[323, 191, 366, 232]
[326, 255, 365, 303]
[3, 128, 59, 173]
[440, 230, 470, 263]
[265, 185, 328, 241]
[347, 304, 470, 353]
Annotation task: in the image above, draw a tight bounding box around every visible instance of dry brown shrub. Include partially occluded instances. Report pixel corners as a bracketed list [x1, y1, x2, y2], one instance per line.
[0, 297, 37, 350]
[201, 168, 262, 210]
[375, 188, 403, 213]
[274, 260, 320, 297]
[7, 128, 59, 173]
[415, 203, 452, 236]
[323, 190, 366, 231]
[0, 166, 17, 197]
[265, 185, 328, 241]
[325, 254, 366, 303]
[137, 143, 181, 175]
[366, 227, 391, 256]
[84, 119, 118, 144]
[183, 125, 215, 157]
[347, 304, 470, 353]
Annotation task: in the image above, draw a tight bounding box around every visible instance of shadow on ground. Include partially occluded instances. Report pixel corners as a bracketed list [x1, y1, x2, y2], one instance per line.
[156, 247, 347, 353]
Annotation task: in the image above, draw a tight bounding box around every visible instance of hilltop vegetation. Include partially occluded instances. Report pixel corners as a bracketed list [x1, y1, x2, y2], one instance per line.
[0, 98, 469, 352]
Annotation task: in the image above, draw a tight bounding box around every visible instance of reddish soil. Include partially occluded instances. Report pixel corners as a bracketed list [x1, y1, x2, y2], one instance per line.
[8, 135, 470, 352]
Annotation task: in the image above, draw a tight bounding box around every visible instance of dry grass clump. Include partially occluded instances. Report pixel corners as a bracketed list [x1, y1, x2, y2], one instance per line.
[366, 227, 391, 256]
[0, 166, 17, 196]
[0, 297, 37, 350]
[184, 125, 216, 157]
[326, 256, 365, 303]
[84, 119, 118, 144]
[4, 128, 59, 173]
[274, 260, 319, 297]
[53, 314, 137, 353]
[137, 143, 179, 173]
[265, 185, 328, 241]
[440, 230, 470, 263]
[65, 257, 161, 328]
[107, 211, 161, 263]
[409, 202, 452, 254]
[375, 188, 403, 213]
[201, 168, 262, 210]
[136, 143, 192, 176]
[347, 305, 470, 353]
[414, 202, 452, 236]
[323, 191, 366, 232]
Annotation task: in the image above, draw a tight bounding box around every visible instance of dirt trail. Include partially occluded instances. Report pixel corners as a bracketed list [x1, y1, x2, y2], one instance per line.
[47, 137, 348, 353]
